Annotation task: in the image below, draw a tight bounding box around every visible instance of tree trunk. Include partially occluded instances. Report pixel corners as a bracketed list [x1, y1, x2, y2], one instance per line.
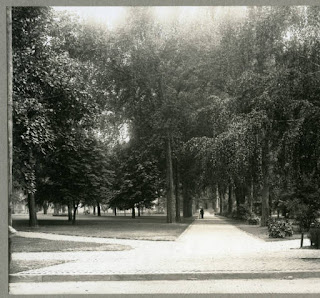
[175, 158, 181, 222]
[93, 205, 96, 215]
[138, 206, 141, 217]
[247, 177, 254, 213]
[182, 182, 193, 217]
[158, 71, 175, 223]
[7, 7, 13, 228]
[261, 180, 270, 226]
[97, 203, 101, 216]
[28, 192, 38, 227]
[27, 147, 38, 226]
[132, 206, 135, 218]
[68, 202, 73, 221]
[218, 187, 225, 215]
[261, 138, 270, 227]
[166, 132, 174, 223]
[234, 182, 246, 209]
[114, 207, 117, 216]
[211, 184, 218, 213]
[43, 201, 48, 214]
[72, 202, 78, 225]
[228, 183, 233, 214]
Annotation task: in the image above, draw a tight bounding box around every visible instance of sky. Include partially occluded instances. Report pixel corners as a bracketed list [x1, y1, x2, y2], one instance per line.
[53, 6, 247, 29]
[54, 6, 127, 29]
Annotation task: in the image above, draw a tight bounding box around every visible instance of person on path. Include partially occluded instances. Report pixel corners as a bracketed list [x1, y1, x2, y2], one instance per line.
[200, 208, 204, 219]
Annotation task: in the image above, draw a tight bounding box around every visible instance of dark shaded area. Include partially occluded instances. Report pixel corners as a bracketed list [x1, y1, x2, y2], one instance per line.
[10, 260, 69, 274]
[12, 214, 195, 241]
[11, 236, 131, 252]
[13, 214, 193, 226]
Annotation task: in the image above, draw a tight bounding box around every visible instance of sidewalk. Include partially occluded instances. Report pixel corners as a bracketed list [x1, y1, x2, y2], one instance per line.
[10, 279, 320, 295]
[10, 213, 320, 282]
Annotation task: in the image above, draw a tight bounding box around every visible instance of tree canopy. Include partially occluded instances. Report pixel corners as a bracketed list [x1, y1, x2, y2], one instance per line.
[12, 6, 320, 227]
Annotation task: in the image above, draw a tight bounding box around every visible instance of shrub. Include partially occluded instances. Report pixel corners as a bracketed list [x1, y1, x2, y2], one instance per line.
[230, 204, 261, 224]
[308, 222, 320, 248]
[231, 210, 238, 219]
[268, 218, 293, 238]
[237, 204, 252, 220]
[247, 216, 260, 225]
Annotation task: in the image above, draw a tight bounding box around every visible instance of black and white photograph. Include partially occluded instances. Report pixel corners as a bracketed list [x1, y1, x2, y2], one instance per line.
[4, 2, 320, 296]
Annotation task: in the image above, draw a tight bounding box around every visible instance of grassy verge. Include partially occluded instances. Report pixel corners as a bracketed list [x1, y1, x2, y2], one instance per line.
[219, 216, 301, 242]
[11, 236, 131, 252]
[10, 259, 69, 274]
[12, 214, 195, 241]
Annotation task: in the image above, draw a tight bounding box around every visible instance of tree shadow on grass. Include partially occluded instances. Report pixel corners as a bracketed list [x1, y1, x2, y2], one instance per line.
[12, 214, 196, 241]
[10, 259, 70, 274]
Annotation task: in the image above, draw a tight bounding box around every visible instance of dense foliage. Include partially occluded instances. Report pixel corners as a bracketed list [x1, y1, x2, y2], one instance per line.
[11, 6, 320, 227]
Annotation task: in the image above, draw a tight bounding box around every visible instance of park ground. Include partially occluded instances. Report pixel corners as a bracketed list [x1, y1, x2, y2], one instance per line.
[9, 211, 320, 295]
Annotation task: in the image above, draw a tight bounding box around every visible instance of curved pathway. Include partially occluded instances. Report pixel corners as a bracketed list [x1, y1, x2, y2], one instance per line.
[11, 213, 320, 278]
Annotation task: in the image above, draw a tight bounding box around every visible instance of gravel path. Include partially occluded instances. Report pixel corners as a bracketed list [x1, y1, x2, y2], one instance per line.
[11, 213, 320, 276]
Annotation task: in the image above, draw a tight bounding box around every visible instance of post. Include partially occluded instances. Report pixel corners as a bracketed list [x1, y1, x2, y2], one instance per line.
[300, 231, 304, 248]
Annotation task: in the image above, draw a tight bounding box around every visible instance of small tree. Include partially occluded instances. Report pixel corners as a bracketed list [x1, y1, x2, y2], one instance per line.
[110, 144, 161, 218]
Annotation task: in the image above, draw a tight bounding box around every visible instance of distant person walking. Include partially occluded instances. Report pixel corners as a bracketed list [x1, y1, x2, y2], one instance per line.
[200, 208, 204, 219]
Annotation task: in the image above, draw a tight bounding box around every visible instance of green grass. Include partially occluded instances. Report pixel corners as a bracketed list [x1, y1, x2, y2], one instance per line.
[10, 259, 69, 274]
[12, 214, 195, 241]
[11, 236, 131, 252]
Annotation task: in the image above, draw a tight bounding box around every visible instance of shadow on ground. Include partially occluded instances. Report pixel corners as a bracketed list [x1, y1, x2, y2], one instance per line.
[12, 214, 196, 241]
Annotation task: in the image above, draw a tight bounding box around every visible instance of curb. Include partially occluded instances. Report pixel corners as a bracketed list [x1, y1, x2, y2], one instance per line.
[10, 271, 320, 283]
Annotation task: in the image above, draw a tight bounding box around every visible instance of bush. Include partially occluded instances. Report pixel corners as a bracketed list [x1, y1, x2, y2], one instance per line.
[230, 204, 260, 224]
[247, 216, 260, 225]
[237, 204, 252, 220]
[268, 218, 293, 238]
[308, 222, 320, 248]
[231, 210, 238, 219]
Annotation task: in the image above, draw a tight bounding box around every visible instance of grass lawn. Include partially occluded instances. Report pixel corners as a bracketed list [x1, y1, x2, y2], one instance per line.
[220, 216, 302, 242]
[12, 214, 195, 241]
[10, 259, 69, 274]
[11, 236, 131, 253]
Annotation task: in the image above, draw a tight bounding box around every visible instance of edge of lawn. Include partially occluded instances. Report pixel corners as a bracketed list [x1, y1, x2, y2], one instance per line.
[217, 215, 302, 242]
[12, 216, 197, 242]
[10, 259, 71, 274]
